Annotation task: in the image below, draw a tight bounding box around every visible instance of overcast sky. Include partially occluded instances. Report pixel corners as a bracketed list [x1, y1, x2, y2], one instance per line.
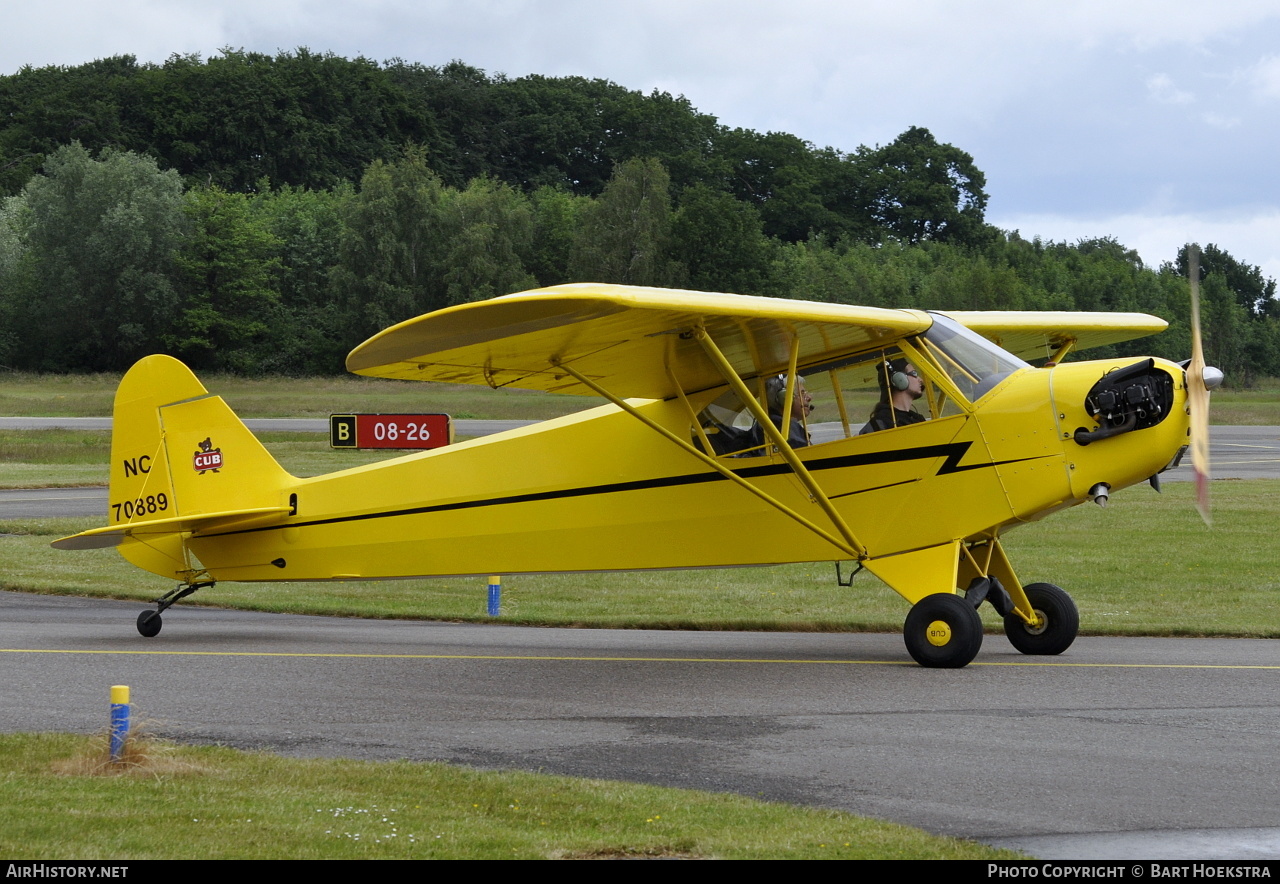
[4, 0, 1279, 281]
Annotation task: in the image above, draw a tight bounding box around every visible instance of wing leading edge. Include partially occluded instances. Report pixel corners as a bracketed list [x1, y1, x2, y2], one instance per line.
[940, 310, 1168, 363]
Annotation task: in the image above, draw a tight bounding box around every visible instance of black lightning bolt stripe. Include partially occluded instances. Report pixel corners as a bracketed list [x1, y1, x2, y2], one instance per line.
[206, 441, 1047, 538]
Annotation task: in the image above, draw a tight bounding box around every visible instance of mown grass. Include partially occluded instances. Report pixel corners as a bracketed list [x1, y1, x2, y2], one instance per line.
[5, 370, 1280, 421]
[4, 480, 1274, 637]
[1208, 378, 1280, 424]
[1, 733, 1019, 860]
[0, 431, 403, 487]
[0, 372, 602, 420]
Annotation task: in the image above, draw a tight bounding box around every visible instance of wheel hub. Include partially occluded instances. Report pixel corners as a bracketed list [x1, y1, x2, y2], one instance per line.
[1022, 608, 1048, 635]
[926, 620, 952, 646]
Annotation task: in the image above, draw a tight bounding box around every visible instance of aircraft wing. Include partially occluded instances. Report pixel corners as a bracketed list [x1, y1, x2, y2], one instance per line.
[941, 311, 1168, 362]
[347, 284, 930, 400]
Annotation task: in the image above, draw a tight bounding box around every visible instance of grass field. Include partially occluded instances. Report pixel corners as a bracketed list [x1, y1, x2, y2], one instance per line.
[5, 370, 1280, 422]
[0, 734, 1019, 860]
[0, 430, 402, 487]
[0, 372, 604, 420]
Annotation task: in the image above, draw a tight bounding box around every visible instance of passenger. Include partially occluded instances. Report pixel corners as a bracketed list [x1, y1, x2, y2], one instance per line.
[764, 374, 812, 449]
[859, 358, 926, 434]
[699, 375, 812, 456]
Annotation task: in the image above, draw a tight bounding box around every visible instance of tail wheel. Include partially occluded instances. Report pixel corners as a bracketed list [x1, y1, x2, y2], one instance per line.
[903, 593, 983, 668]
[1004, 582, 1078, 655]
[137, 611, 162, 638]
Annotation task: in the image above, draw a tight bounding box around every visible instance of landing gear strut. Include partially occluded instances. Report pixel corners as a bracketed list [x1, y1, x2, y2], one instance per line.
[136, 580, 215, 637]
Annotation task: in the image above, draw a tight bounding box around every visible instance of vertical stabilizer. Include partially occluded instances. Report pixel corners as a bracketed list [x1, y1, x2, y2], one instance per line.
[103, 355, 293, 578]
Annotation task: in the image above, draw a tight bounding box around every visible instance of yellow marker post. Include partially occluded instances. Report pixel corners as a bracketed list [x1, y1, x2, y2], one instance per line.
[109, 685, 130, 762]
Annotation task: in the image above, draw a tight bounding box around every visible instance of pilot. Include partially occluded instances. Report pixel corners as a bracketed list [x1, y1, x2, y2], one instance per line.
[764, 374, 812, 449]
[859, 358, 926, 434]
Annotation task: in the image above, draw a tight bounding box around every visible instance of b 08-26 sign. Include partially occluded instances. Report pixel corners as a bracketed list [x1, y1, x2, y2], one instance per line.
[330, 414, 452, 450]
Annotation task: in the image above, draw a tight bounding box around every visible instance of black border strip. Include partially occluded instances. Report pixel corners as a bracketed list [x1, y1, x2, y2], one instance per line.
[207, 441, 1047, 539]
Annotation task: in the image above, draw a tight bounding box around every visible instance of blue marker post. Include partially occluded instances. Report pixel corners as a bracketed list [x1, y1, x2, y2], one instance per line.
[109, 685, 130, 763]
[487, 576, 501, 617]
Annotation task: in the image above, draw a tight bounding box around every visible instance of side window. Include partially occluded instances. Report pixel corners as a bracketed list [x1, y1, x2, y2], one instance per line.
[809, 347, 963, 439]
[691, 341, 969, 456]
[695, 388, 767, 457]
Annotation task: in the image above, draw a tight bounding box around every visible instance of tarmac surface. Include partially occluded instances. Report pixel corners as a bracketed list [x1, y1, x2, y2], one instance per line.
[1, 591, 1276, 860]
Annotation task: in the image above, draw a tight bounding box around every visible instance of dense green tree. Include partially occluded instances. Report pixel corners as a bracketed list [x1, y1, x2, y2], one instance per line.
[528, 185, 588, 287]
[855, 126, 988, 246]
[6, 143, 184, 370]
[328, 147, 448, 340]
[438, 177, 538, 304]
[711, 128, 851, 243]
[0, 194, 33, 365]
[0, 56, 143, 194]
[382, 60, 504, 190]
[168, 185, 281, 371]
[131, 49, 432, 193]
[4, 52, 1279, 380]
[1177, 243, 1277, 320]
[670, 183, 771, 293]
[569, 158, 681, 286]
[251, 183, 352, 373]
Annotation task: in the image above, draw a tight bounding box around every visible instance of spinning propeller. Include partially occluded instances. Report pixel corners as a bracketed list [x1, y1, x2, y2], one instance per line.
[1185, 245, 1223, 525]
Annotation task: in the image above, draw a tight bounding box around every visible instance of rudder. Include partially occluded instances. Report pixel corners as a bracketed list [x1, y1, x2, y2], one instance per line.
[104, 355, 293, 578]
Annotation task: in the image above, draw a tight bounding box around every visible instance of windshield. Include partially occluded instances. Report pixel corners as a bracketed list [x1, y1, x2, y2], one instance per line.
[920, 313, 1029, 402]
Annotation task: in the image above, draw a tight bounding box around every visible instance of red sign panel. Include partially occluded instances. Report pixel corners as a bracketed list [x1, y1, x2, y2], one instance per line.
[330, 414, 451, 450]
[193, 448, 223, 472]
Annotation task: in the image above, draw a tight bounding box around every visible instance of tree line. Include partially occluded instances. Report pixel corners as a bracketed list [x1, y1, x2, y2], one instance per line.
[0, 51, 1275, 381]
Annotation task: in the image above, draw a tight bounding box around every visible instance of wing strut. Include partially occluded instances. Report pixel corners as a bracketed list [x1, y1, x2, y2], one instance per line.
[693, 327, 869, 560]
[549, 359, 862, 560]
[1048, 338, 1076, 364]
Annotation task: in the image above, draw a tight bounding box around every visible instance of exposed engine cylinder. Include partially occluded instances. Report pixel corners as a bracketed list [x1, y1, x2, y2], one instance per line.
[1074, 359, 1175, 446]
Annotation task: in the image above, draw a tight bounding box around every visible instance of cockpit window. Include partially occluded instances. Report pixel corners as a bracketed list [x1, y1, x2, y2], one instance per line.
[697, 388, 767, 457]
[920, 313, 1029, 402]
[692, 342, 971, 456]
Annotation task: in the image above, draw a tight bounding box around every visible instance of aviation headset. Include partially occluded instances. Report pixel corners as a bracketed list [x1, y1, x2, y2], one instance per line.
[764, 374, 790, 412]
[883, 358, 913, 392]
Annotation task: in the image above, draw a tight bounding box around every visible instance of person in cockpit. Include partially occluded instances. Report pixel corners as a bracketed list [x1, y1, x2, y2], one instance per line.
[859, 358, 926, 434]
[699, 374, 812, 456]
[763, 374, 812, 449]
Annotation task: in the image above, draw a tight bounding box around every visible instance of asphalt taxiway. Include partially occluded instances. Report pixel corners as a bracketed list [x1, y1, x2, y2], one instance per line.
[1, 591, 1276, 860]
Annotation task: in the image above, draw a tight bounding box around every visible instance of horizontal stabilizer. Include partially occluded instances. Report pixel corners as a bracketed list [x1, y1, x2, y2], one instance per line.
[52, 506, 293, 550]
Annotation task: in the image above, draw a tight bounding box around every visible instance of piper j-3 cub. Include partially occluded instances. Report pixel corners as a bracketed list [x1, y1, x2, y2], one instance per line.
[54, 282, 1221, 667]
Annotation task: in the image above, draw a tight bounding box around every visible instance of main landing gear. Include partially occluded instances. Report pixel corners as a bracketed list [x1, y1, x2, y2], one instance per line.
[136, 580, 215, 637]
[1002, 582, 1079, 656]
[901, 577, 1078, 667]
[903, 593, 984, 668]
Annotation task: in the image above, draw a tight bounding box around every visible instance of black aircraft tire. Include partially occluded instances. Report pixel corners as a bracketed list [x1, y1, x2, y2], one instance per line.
[903, 594, 983, 668]
[137, 611, 162, 638]
[1004, 583, 1078, 655]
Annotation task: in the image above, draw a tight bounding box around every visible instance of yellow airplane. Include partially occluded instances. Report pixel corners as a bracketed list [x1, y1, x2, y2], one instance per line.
[54, 282, 1219, 667]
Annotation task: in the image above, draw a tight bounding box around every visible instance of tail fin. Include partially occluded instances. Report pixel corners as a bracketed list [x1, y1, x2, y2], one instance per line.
[53, 355, 295, 579]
